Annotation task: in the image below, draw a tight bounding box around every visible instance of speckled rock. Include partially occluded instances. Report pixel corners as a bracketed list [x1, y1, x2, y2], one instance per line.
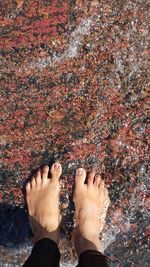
[0, 0, 149, 266]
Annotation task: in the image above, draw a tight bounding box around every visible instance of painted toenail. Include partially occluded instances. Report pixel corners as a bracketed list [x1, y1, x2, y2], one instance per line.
[54, 163, 60, 169]
[76, 169, 83, 175]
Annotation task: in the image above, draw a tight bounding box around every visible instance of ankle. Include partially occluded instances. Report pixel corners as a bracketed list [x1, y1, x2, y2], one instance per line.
[33, 229, 60, 246]
[73, 233, 102, 256]
[78, 240, 101, 256]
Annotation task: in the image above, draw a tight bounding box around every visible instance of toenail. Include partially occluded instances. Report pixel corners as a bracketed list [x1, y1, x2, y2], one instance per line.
[54, 163, 60, 169]
[76, 169, 83, 175]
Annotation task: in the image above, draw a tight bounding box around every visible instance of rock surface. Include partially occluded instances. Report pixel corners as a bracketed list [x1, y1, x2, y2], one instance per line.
[0, 0, 149, 266]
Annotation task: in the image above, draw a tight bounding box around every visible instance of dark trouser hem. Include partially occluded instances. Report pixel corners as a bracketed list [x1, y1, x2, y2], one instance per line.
[77, 250, 111, 267]
[23, 238, 110, 267]
[23, 238, 60, 267]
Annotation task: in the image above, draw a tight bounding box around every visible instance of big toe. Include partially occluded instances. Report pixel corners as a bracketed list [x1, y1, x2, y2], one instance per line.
[50, 162, 62, 182]
[75, 168, 86, 188]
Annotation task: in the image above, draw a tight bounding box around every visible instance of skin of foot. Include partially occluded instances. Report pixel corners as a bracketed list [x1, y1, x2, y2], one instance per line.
[26, 162, 62, 245]
[72, 168, 110, 256]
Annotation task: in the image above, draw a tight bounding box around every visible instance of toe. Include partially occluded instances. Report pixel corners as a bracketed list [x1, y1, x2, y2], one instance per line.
[104, 187, 108, 196]
[26, 182, 31, 193]
[87, 171, 95, 186]
[75, 168, 86, 187]
[50, 162, 62, 182]
[98, 179, 105, 191]
[42, 165, 49, 180]
[35, 169, 42, 186]
[31, 177, 36, 188]
[94, 174, 101, 187]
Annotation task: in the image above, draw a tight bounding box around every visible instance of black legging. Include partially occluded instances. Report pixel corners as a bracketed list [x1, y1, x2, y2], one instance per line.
[23, 238, 110, 267]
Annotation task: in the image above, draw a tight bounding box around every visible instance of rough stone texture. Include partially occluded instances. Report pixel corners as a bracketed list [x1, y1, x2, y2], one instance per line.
[0, 0, 149, 266]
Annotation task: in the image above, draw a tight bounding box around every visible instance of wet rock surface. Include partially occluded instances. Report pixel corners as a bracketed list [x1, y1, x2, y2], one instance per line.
[0, 0, 149, 266]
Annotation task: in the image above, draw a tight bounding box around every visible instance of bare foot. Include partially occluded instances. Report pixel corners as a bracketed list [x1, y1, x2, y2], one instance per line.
[26, 163, 62, 245]
[72, 168, 110, 256]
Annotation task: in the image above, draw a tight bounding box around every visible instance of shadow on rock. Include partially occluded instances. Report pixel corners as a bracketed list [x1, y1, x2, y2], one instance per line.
[0, 203, 30, 248]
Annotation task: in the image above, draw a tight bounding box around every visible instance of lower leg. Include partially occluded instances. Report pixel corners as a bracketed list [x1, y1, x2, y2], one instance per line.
[72, 168, 111, 266]
[23, 163, 62, 267]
